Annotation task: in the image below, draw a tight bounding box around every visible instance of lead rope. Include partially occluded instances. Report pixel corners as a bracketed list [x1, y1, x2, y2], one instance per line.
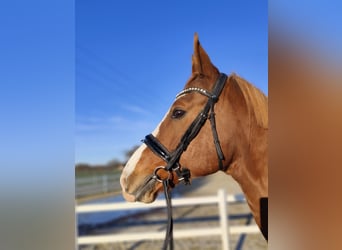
[162, 179, 174, 250]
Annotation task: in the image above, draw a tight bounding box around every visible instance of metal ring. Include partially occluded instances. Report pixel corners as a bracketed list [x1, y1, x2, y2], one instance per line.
[153, 166, 171, 183]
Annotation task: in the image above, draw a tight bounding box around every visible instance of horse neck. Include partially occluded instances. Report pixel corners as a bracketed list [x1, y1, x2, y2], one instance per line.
[227, 124, 268, 228]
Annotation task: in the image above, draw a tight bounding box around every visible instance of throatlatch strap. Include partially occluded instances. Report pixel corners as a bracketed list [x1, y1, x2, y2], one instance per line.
[209, 104, 225, 170]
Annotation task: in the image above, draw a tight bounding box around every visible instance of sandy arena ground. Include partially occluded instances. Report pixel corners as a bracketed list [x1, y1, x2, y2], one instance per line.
[79, 171, 267, 250]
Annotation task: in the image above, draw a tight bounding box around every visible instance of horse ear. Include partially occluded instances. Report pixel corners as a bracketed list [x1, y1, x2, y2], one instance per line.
[192, 33, 219, 77]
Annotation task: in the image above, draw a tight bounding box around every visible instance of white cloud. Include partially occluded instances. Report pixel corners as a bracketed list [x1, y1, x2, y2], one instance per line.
[121, 104, 150, 115]
[75, 115, 125, 132]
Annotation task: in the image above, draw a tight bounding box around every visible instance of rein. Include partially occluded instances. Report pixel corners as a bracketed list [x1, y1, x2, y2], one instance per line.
[142, 73, 227, 250]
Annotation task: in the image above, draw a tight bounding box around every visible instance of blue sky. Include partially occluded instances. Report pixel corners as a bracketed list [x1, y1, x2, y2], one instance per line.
[1, 1, 342, 249]
[75, 0, 268, 164]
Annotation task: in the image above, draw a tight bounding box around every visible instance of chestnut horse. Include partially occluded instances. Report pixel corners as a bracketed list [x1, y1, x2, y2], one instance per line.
[120, 34, 268, 239]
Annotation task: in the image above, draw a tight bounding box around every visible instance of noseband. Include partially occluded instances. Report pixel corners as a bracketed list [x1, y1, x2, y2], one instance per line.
[143, 73, 228, 184]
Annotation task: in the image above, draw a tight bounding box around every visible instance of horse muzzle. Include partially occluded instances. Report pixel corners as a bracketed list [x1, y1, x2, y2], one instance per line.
[119, 174, 136, 202]
[120, 172, 161, 203]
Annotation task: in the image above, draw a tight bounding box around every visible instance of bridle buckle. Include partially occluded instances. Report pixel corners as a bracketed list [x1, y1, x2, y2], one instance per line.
[175, 167, 191, 185]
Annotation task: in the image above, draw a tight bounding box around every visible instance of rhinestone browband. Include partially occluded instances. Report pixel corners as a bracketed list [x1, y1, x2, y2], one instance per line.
[175, 87, 213, 99]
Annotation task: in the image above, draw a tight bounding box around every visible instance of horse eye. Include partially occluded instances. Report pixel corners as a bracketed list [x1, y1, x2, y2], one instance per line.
[171, 109, 186, 119]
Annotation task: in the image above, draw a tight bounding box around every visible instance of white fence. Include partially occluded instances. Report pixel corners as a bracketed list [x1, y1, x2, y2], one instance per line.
[76, 175, 121, 197]
[76, 189, 261, 250]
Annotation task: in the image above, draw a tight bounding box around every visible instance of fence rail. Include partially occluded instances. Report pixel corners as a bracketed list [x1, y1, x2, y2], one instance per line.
[76, 189, 261, 250]
[76, 175, 121, 197]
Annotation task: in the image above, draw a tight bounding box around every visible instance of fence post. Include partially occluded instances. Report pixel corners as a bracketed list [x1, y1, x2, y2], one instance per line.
[102, 175, 108, 193]
[218, 189, 230, 250]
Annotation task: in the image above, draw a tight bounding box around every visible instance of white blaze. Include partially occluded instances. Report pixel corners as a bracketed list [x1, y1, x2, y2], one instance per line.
[122, 109, 171, 179]
[123, 144, 147, 177]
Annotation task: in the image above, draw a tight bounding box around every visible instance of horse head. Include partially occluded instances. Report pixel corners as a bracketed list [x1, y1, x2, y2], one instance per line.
[120, 33, 256, 203]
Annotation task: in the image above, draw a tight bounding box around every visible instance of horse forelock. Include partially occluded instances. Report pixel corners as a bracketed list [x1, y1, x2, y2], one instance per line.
[229, 74, 268, 129]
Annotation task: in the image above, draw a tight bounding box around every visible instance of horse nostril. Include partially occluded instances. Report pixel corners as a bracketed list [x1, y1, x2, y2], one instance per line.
[120, 174, 136, 202]
[120, 173, 133, 192]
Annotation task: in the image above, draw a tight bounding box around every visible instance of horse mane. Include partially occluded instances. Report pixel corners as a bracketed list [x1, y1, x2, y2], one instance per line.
[229, 73, 268, 129]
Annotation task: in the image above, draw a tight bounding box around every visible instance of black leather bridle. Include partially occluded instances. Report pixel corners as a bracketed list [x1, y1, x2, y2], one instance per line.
[143, 73, 228, 183]
[141, 73, 228, 250]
